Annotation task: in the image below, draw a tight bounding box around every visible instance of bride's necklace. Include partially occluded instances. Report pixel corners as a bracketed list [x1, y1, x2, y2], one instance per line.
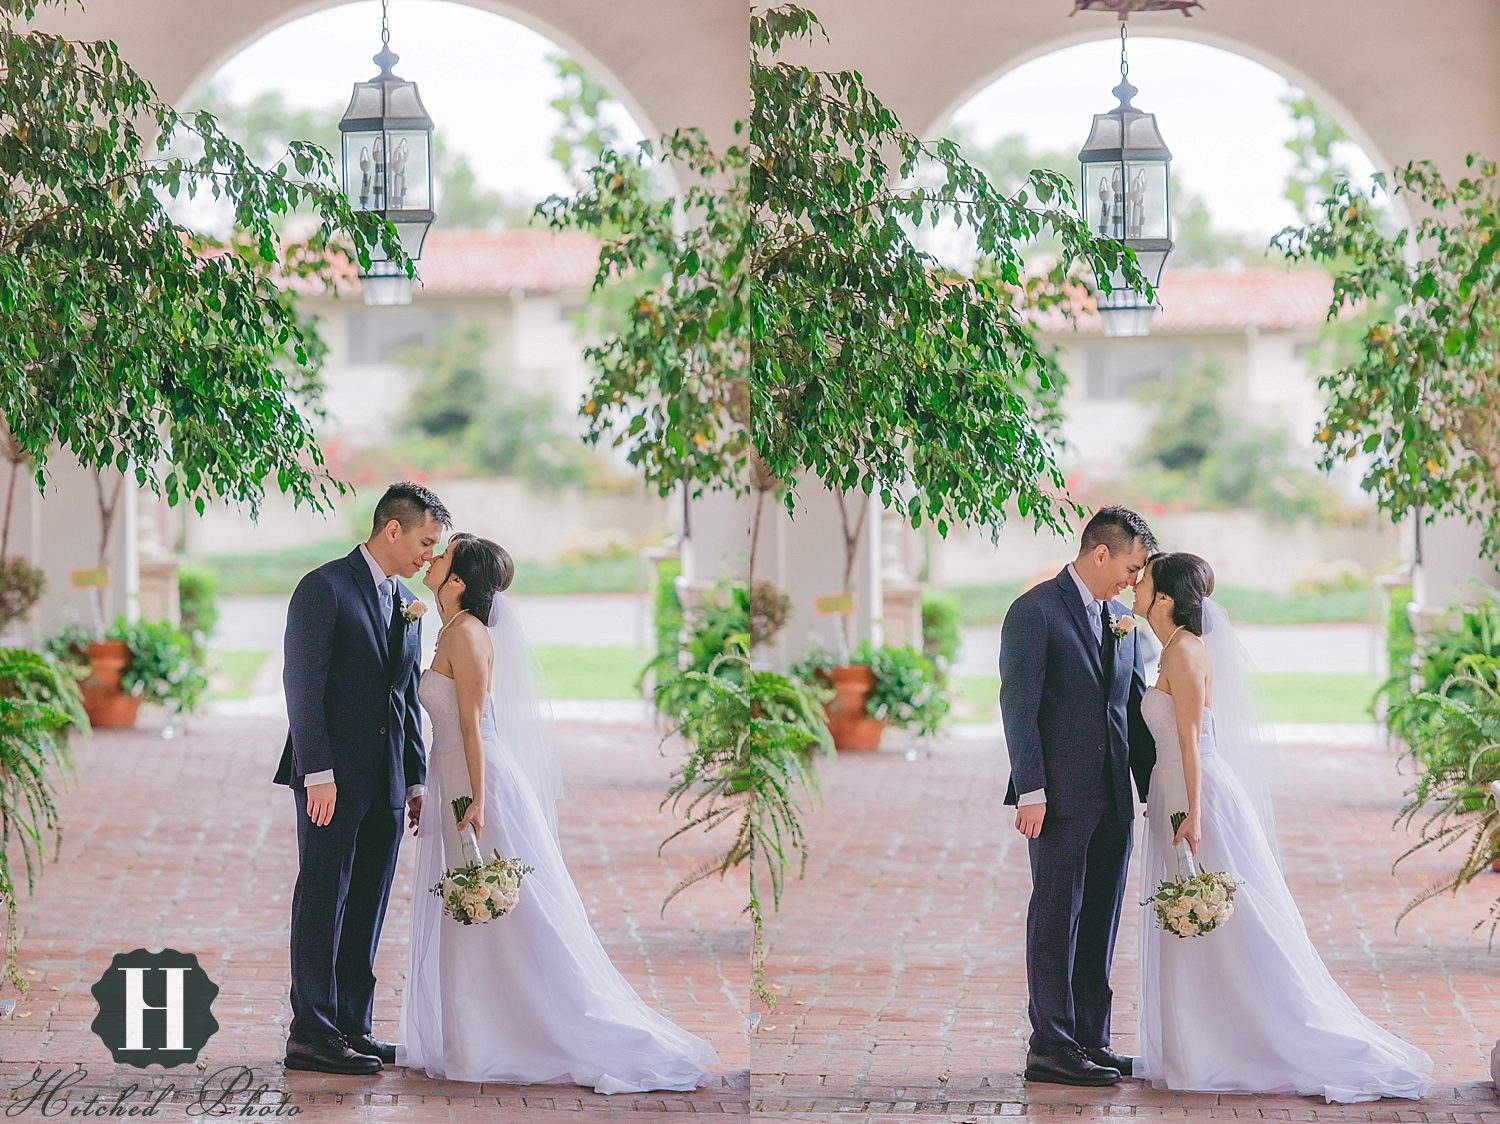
[438, 607, 470, 641]
[1156, 623, 1185, 671]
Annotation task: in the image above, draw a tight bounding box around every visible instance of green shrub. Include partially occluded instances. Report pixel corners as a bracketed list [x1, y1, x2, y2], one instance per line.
[177, 565, 219, 651]
[0, 557, 44, 635]
[920, 591, 961, 679]
[1379, 593, 1500, 748]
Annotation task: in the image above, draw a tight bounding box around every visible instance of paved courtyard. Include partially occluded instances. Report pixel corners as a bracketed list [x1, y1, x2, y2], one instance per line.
[754, 735, 1500, 1121]
[0, 716, 749, 1120]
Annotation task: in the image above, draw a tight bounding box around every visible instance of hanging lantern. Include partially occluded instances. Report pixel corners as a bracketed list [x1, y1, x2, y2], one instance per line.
[1077, 23, 1173, 336]
[338, 0, 435, 307]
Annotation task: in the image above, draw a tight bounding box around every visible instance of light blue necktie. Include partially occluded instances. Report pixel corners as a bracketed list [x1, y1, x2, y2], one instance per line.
[378, 577, 395, 631]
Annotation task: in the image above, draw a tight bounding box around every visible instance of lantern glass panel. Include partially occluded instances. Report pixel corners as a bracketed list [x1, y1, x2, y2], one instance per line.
[1082, 160, 1169, 242]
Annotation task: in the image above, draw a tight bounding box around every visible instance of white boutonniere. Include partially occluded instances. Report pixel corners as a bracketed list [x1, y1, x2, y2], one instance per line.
[400, 599, 428, 629]
[1108, 612, 1137, 643]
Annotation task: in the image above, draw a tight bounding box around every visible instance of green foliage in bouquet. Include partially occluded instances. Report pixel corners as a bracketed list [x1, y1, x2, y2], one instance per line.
[1147, 812, 1240, 939]
[1390, 656, 1500, 939]
[0, 647, 84, 990]
[657, 650, 832, 1004]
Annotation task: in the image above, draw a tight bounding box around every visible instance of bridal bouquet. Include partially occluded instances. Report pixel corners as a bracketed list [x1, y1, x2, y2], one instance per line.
[1148, 812, 1240, 938]
[430, 796, 533, 925]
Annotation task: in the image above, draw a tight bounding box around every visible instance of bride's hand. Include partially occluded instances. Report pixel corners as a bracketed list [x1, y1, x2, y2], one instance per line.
[457, 801, 484, 838]
[1172, 811, 1202, 856]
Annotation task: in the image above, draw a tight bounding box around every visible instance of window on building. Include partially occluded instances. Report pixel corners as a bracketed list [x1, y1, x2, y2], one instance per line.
[1083, 344, 1194, 400]
[346, 309, 453, 366]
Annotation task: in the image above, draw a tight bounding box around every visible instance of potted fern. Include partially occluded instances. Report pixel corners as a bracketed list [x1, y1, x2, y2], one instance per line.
[656, 648, 832, 1004]
[0, 646, 84, 989]
[1391, 652, 1500, 934]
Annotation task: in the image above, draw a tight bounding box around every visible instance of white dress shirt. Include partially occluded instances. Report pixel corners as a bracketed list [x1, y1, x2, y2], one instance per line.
[302, 543, 425, 801]
[1016, 563, 1106, 808]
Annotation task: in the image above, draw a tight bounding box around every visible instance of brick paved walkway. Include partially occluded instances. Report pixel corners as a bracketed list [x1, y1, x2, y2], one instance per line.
[754, 736, 1500, 1121]
[0, 717, 748, 1121]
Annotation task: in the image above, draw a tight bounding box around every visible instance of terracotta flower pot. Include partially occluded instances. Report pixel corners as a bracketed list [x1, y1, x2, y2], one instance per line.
[824, 665, 885, 751]
[81, 639, 140, 728]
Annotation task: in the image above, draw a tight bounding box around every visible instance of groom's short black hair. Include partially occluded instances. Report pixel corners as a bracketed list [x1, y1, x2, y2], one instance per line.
[1080, 505, 1157, 556]
[372, 481, 452, 535]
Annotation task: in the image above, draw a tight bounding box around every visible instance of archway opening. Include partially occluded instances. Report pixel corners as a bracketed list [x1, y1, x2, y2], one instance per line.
[927, 36, 1399, 727]
[159, 1, 666, 704]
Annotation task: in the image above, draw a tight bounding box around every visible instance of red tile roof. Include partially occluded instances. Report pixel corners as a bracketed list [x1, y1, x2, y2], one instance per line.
[296, 228, 602, 299]
[1037, 267, 1334, 336]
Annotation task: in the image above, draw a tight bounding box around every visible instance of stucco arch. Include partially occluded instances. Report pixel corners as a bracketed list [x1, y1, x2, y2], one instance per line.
[37, 0, 746, 152]
[795, 0, 1500, 180]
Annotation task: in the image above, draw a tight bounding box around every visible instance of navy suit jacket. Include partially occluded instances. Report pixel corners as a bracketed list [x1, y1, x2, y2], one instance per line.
[999, 568, 1156, 822]
[273, 548, 426, 810]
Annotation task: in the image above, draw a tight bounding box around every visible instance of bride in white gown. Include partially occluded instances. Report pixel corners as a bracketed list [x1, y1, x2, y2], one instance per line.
[396, 533, 719, 1093]
[1133, 552, 1431, 1103]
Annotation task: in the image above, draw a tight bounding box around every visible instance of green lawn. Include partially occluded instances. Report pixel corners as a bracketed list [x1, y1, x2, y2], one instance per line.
[209, 649, 270, 701]
[205, 543, 648, 598]
[948, 582, 1381, 627]
[955, 672, 1380, 726]
[533, 646, 650, 700]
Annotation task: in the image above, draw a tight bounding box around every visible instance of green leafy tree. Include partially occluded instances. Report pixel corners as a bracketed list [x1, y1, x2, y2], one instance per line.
[548, 55, 625, 188]
[1281, 88, 1356, 224]
[395, 322, 592, 488]
[750, 3, 1146, 635]
[0, 0, 402, 519]
[193, 83, 532, 230]
[1275, 157, 1500, 560]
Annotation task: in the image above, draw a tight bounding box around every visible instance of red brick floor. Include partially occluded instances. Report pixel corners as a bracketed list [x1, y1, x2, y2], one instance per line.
[0, 717, 748, 1120]
[753, 737, 1500, 1121]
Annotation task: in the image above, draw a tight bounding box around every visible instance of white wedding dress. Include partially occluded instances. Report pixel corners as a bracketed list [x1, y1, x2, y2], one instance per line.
[396, 668, 719, 1092]
[1137, 683, 1432, 1102]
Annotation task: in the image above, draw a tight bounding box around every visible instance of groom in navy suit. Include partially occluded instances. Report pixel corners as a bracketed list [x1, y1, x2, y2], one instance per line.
[274, 482, 450, 1074]
[1000, 506, 1158, 1087]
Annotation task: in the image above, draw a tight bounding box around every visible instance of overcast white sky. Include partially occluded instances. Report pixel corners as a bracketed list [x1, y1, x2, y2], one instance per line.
[206, 2, 1375, 238]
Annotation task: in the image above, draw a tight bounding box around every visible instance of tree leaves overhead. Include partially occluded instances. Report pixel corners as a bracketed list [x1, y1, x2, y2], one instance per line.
[546, 3, 1143, 539]
[749, 4, 1143, 539]
[1274, 157, 1500, 563]
[0, 2, 402, 516]
[540, 127, 751, 500]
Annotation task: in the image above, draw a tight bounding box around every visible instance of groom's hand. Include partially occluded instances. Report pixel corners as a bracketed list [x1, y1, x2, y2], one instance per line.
[306, 781, 337, 827]
[1015, 803, 1046, 839]
[406, 794, 423, 834]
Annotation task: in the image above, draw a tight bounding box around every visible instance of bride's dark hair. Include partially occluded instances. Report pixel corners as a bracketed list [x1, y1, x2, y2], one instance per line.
[444, 533, 515, 621]
[1147, 552, 1216, 636]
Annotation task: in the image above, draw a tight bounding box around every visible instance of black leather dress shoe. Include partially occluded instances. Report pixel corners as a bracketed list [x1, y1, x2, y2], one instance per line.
[1024, 1046, 1121, 1087]
[1083, 1046, 1134, 1076]
[284, 1033, 382, 1075]
[341, 1033, 397, 1065]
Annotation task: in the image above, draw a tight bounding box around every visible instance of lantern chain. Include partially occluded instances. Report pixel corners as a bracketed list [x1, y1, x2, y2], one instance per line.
[380, 0, 391, 46]
[1119, 22, 1129, 81]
